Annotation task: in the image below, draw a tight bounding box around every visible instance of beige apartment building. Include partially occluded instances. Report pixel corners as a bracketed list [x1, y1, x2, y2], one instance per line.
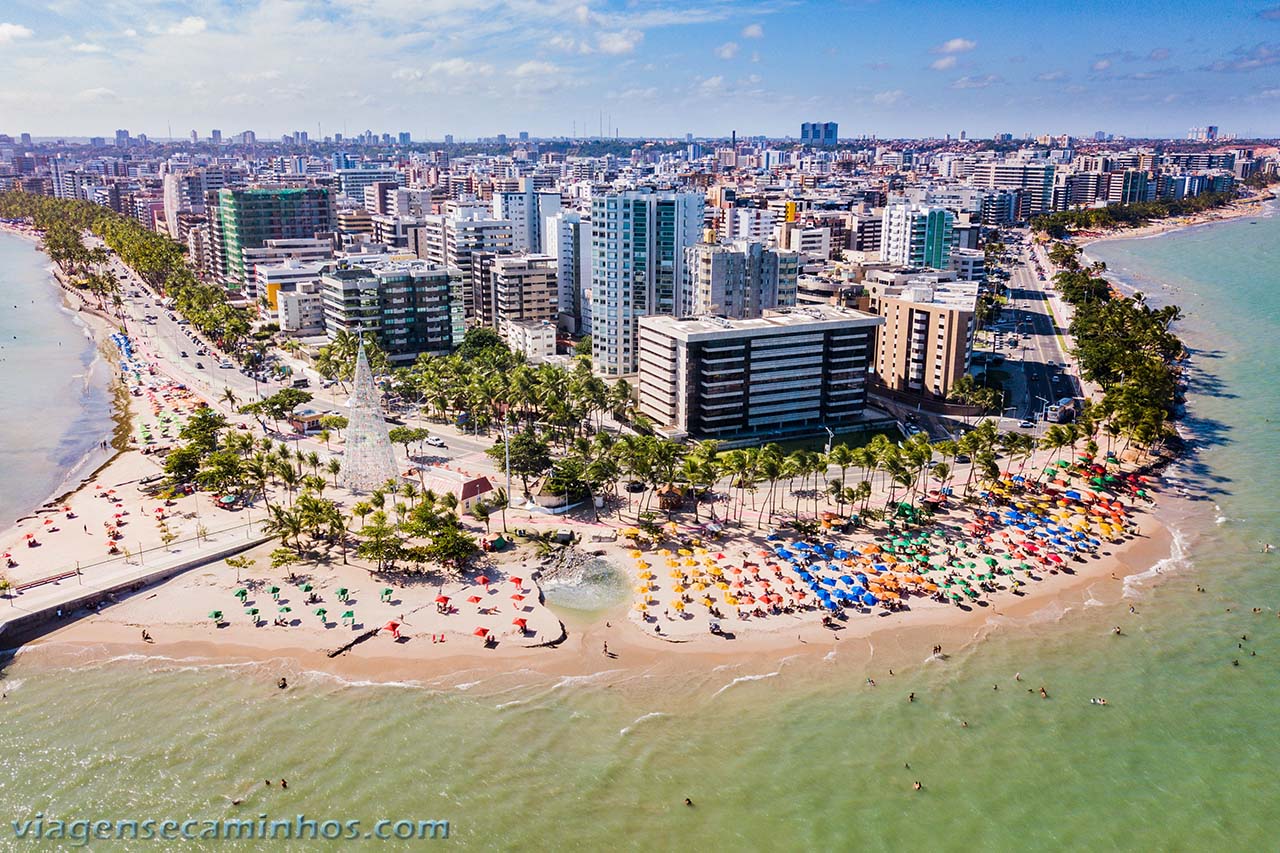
[867, 274, 978, 401]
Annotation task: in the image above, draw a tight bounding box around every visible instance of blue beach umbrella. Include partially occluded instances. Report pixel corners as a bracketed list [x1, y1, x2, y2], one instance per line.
[861, 592, 878, 606]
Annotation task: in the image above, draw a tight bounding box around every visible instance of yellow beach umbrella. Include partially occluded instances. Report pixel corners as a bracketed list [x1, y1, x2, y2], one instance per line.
[678, 548, 693, 556]
[673, 584, 686, 594]
[673, 600, 686, 611]
[634, 602, 647, 611]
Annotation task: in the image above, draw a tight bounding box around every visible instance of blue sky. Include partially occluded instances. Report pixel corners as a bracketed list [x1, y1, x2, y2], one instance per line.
[2, 0, 1279, 139]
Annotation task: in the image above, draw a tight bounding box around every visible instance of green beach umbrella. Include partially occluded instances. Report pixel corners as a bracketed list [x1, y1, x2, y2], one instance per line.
[314, 607, 327, 618]
[235, 588, 247, 599]
[208, 610, 223, 621]
[336, 587, 349, 600]
[278, 605, 292, 613]
[270, 586, 280, 597]
[301, 583, 313, 592]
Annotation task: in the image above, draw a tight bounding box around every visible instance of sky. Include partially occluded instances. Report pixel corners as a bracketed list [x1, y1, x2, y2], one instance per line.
[2, 0, 1280, 140]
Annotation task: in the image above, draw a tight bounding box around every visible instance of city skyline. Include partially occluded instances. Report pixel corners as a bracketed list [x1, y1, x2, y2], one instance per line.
[2, 0, 1280, 139]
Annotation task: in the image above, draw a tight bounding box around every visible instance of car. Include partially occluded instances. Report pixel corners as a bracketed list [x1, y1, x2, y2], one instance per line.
[955, 454, 971, 463]
[425, 436, 446, 448]
[1018, 420, 1036, 429]
[179, 350, 188, 358]
[625, 480, 646, 493]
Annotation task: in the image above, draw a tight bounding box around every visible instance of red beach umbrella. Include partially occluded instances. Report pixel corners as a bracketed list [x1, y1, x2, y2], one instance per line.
[383, 620, 401, 632]
[510, 593, 525, 602]
[473, 627, 490, 637]
[476, 575, 491, 586]
[435, 595, 450, 604]
[509, 577, 523, 587]
[512, 618, 527, 629]
[467, 595, 483, 604]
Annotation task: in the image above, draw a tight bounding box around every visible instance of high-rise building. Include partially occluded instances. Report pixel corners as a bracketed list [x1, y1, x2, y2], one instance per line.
[485, 255, 558, 334]
[115, 129, 130, 147]
[636, 307, 881, 443]
[968, 160, 1055, 217]
[681, 236, 799, 319]
[543, 211, 587, 333]
[864, 272, 977, 400]
[320, 261, 461, 363]
[800, 122, 838, 146]
[211, 129, 222, 144]
[211, 187, 334, 293]
[492, 179, 561, 253]
[881, 204, 955, 269]
[417, 205, 514, 320]
[589, 190, 705, 376]
[335, 166, 401, 199]
[398, 132, 411, 145]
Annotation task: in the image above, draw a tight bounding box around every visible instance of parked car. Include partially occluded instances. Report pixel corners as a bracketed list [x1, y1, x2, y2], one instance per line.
[179, 350, 188, 358]
[425, 436, 446, 448]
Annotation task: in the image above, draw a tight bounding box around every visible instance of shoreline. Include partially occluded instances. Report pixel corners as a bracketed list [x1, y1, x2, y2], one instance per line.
[1070, 190, 1274, 249]
[0, 226, 125, 527]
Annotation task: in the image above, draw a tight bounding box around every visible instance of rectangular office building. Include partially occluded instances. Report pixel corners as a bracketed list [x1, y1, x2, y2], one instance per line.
[637, 306, 882, 443]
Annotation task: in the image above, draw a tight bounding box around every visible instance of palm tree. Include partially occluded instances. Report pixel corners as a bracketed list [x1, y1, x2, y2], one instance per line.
[220, 386, 240, 411]
[327, 457, 342, 488]
[351, 501, 373, 529]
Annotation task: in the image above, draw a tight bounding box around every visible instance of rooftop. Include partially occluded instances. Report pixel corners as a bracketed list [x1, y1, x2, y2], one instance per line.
[639, 305, 882, 341]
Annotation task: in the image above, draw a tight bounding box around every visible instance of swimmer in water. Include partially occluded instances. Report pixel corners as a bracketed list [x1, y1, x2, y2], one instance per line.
[684, 798, 693, 807]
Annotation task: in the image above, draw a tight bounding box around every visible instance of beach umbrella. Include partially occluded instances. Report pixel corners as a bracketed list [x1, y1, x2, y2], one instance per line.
[269, 586, 280, 598]
[634, 603, 648, 611]
[278, 606, 292, 613]
[314, 607, 327, 619]
[234, 588, 248, 599]
[381, 587, 393, 601]
[510, 577, 523, 587]
[382, 620, 401, 633]
[336, 587, 349, 601]
[513, 618, 528, 630]
[247, 608, 259, 617]
[208, 610, 223, 621]
[435, 595, 450, 604]
[467, 595, 482, 604]
[474, 627, 490, 638]
[511, 593, 525, 602]
[341, 610, 354, 623]
[301, 583, 313, 592]
[476, 575, 491, 586]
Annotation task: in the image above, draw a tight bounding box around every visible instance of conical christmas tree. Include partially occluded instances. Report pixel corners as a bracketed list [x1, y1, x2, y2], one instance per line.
[339, 339, 399, 493]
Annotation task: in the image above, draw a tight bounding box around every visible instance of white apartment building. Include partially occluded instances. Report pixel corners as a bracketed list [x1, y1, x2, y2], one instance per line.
[277, 287, 326, 336]
[503, 319, 557, 363]
[417, 208, 514, 321]
[719, 207, 776, 243]
[542, 210, 589, 333]
[493, 179, 562, 253]
[681, 237, 799, 319]
[880, 204, 955, 269]
[590, 190, 705, 376]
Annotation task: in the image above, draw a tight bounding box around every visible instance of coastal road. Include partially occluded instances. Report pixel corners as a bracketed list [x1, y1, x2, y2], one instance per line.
[998, 248, 1076, 421]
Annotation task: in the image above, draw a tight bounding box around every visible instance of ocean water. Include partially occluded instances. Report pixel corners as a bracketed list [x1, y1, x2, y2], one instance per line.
[2, 212, 1280, 849]
[0, 232, 115, 525]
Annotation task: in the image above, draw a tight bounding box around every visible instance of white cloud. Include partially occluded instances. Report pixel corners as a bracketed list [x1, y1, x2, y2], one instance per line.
[430, 58, 494, 76]
[511, 61, 561, 78]
[1035, 70, 1066, 81]
[933, 37, 976, 54]
[872, 89, 904, 106]
[951, 74, 999, 89]
[76, 87, 118, 102]
[1092, 58, 1112, 72]
[122, 28, 137, 37]
[166, 16, 207, 36]
[930, 56, 957, 71]
[0, 22, 33, 43]
[72, 42, 106, 53]
[715, 41, 739, 60]
[596, 30, 643, 55]
[697, 75, 725, 96]
[742, 23, 763, 39]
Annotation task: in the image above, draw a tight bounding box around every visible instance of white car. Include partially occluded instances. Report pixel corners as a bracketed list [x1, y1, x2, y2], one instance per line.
[425, 436, 446, 448]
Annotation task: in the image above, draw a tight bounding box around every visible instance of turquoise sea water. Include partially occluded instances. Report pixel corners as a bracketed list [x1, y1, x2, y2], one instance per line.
[2, 211, 1280, 849]
[0, 231, 114, 525]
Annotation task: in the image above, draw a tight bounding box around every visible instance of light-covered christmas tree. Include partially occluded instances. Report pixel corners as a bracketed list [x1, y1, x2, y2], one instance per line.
[339, 338, 398, 493]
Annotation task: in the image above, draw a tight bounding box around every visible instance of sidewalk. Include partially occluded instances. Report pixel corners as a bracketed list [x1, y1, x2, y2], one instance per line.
[0, 520, 271, 645]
